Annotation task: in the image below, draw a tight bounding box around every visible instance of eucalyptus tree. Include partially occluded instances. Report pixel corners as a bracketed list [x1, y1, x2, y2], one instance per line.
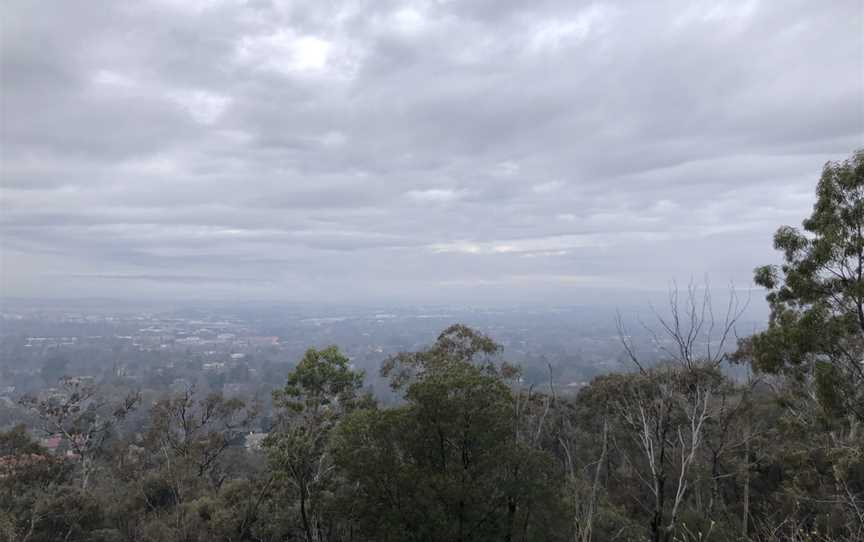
[749, 149, 864, 423]
[19, 377, 140, 491]
[615, 284, 746, 542]
[335, 325, 565, 542]
[265, 346, 367, 542]
[743, 149, 864, 540]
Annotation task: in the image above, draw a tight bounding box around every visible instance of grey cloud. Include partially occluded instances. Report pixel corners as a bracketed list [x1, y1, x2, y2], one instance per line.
[1, 0, 861, 304]
[65, 273, 272, 285]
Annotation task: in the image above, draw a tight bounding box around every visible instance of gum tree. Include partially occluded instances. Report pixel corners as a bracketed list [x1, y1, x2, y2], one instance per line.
[750, 150, 864, 421]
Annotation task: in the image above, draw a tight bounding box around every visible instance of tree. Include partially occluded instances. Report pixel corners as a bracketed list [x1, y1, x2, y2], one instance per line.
[265, 346, 366, 542]
[615, 284, 746, 542]
[381, 324, 512, 389]
[0, 426, 76, 541]
[740, 149, 864, 540]
[19, 378, 140, 490]
[146, 387, 255, 496]
[334, 326, 565, 542]
[750, 149, 864, 422]
[140, 386, 256, 540]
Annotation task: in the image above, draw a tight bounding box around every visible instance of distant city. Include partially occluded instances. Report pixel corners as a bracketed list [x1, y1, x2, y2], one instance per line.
[0, 300, 763, 407]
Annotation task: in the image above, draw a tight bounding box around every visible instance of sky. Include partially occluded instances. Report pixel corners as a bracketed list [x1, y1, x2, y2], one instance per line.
[1, 0, 862, 307]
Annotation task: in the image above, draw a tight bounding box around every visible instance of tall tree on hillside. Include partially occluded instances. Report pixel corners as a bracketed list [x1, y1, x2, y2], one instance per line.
[615, 284, 746, 542]
[265, 346, 367, 542]
[335, 326, 565, 542]
[138, 387, 256, 540]
[740, 149, 864, 539]
[749, 150, 864, 422]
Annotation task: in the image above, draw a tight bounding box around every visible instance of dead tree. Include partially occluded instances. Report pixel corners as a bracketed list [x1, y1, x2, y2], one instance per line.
[613, 282, 747, 542]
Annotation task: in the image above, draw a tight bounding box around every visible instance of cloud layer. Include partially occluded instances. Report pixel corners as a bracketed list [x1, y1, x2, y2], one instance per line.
[1, 0, 862, 304]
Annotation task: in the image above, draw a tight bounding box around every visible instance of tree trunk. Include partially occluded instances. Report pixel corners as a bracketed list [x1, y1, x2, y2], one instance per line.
[742, 424, 751, 540]
[709, 450, 720, 516]
[300, 485, 313, 542]
[505, 497, 516, 542]
[652, 473, 666, 542]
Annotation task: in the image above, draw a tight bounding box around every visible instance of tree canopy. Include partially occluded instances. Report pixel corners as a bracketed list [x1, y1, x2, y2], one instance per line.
[750, 150, 864, 421]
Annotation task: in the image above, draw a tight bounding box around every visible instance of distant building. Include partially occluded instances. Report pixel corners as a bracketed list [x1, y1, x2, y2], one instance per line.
[249, 336, 279, 347]
[65, 376, 96, 387]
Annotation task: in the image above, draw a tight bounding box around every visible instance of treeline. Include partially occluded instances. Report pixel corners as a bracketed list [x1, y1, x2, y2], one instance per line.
[1, 151, 863, 541]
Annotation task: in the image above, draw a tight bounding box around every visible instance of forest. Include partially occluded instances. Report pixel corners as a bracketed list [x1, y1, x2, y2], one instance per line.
[1, 150, 863, 541]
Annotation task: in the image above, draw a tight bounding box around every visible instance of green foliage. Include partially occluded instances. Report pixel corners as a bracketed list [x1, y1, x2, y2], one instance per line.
[381, 324, 516, 390]
[2, 290, 864, 541]
[735, 150, 864, 540]
[335, 330, 565, 542]
[275, 345, 365, 413]
[146, 389, 254, 484]
[265, 345, 367, 542]
[0, 435, 99, 541]
[749, 149, 864, 421]
[0, 424, 42, 456]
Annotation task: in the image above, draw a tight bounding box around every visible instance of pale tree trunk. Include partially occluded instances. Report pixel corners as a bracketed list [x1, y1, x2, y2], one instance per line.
[300, 484, 313, 542]
[742, 422, 750, 540]
[581, 417, 608, 542]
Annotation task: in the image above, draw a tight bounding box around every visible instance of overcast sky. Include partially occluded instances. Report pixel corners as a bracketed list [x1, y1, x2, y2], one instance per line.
[1, 0, 862, 306]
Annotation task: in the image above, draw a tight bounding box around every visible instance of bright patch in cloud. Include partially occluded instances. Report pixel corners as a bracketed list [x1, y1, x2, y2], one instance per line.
[149, 0, 245, 15]
[439, 274, 617, 287]
[532, 181, 564, 194]
[674, 0, 759, 27]
[169, 90, 231, 125]
[406, 188, 464, 203]
[430, 232, 672, 255]
[236, 31, 333, 75]
[530, 4, 615, 51]
[318, 131, 347, 147]
[391, 7, 427, 35]
[92, 69, 138, 89]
